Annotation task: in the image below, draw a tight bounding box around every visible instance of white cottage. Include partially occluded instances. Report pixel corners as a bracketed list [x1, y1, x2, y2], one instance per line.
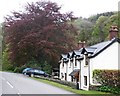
[59, 26, 120, 90]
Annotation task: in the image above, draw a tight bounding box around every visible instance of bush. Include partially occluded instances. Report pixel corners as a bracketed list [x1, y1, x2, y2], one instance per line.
[13, 67, 25, 73]
[98, 86, 120, 94]
[25, 58, 41, 69]
[2, 46, 15, 71]
[93, 70, 120, 87]
[42, 61, 52, 74]
[93, 69, 120, 94]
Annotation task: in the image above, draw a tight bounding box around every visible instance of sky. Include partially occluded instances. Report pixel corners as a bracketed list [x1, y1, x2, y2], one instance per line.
[0, 0, 119, 23]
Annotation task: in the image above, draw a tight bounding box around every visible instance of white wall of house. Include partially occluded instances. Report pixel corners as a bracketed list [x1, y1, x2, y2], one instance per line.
[74, 59, 80, 69]
[118, 43, 120, 69]
[59, 60, 67, 80]
[66, 57, 81, 82]
[80, 55, 89, 90]
[65, 60, 72, 82]
[67, 59, 73, 82]
[91, 42, 119, 70]
[59, 41, 120, 90]
[60, 57, 81, 82]
[89, 42, 119, 85]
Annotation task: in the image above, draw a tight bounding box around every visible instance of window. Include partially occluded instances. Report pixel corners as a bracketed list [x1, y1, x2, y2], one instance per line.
[70, 59, 73, 67]
[62, 63, 64, 67]
[75, 60, 77, 66]
[85, 54, 89, 66]
[70, 61, 72, 67]
[85, 59, 89, 65]
[71, 76, 73, 82]
[84, 76, 87, 86]
[65, 73, 67, 81]
[61, 73, 64, 78]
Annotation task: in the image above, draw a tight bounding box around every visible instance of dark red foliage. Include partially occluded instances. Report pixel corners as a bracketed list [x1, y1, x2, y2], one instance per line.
[4, 1, 77, 67]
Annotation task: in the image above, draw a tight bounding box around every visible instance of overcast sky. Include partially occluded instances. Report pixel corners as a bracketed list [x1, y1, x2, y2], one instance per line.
[0, 0, 119, 23]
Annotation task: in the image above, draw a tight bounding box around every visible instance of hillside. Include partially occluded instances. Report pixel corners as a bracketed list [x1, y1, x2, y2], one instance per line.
[73, 11, 119, 45]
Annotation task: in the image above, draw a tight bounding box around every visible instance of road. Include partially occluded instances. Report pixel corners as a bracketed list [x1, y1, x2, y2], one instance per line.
[0, 71, 76, 95]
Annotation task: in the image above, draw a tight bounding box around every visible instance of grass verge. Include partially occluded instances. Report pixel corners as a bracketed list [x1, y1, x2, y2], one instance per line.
[32, 77, 111, 95]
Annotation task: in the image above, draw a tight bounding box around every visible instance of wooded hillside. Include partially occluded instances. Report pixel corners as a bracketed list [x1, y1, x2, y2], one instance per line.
[73, 11, 119, 45]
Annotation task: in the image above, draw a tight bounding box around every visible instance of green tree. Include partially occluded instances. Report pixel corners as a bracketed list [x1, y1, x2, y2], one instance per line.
[42, 61, 52, 74]
[73, 18, 94, 45]
[2, 45, 14, 71]
[103, 13, 119, 39]
[92, 16, 109, 43]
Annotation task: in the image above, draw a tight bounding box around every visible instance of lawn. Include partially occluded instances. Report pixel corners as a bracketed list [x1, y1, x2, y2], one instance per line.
[32, 77, 111, 95]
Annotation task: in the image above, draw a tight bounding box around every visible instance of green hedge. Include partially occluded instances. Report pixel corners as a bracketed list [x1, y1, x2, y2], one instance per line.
[98, 86, 120, 94]
[93, 70, 120, 87]
[93, 70, 120, 94]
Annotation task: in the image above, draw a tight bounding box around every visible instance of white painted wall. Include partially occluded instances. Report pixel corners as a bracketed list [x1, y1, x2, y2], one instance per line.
[118, 43, 120, 69]
[60, 57, 81, 82]
[59, 60, 67, 80]
[90, 42, 119, 85]
[67, 59, 73, 82]
[91, 42, 118, 70]
[80, 55, 89, 90]
[74, 59, 80, 69]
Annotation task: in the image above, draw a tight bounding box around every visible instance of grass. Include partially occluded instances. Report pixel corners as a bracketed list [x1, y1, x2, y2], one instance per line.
[32, 77, 111, 95]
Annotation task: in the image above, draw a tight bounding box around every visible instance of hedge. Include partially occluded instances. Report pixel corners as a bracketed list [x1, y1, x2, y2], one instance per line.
[93, 70, 120, 87]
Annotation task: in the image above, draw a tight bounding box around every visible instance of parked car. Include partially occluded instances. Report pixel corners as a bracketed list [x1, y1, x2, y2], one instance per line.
[22, 68, 48, 77]
[22, 68, 32, 75]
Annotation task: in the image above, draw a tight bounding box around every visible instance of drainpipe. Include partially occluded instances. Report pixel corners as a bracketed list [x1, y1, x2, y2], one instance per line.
[88, 58, 90, 90]
[79, 60, 81, 89]
[66, 62, 68, 81]
[72, 57, 74, 71]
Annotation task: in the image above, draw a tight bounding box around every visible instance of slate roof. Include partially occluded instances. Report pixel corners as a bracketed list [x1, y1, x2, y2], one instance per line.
[79, 38, 120, 58]
[61, 54, 67, 59]
[67, 52, 73, 58]
[90, 38, 120, 57]
[73, 50, 82, 56]
[60, 54, 69, 62]
[84, 47, 97, 54]
[60, 38, 120, 60]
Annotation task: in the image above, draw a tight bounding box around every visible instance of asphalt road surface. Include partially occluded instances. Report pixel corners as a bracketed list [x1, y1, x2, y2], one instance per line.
[0, 71, 76, 95]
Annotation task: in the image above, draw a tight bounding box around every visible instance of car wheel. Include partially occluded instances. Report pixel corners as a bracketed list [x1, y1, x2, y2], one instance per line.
[23, 73, 26, 75]
[44, 74, 47, 77]
[30, 73, 34, 77]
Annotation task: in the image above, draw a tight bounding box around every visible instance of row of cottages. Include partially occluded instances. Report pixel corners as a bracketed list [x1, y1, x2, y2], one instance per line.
[59, 26, 120, 90]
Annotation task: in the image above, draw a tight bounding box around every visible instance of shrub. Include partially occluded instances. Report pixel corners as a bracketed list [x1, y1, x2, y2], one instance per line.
[25, 58, 41, 69]
[98, 86, 120, 94]
[2, 46, 14, 71]
[42, 61, 52, 74]
[93, 69, 120, 94]
[13, 67, 25, 73]
[93, 70, 120, 87]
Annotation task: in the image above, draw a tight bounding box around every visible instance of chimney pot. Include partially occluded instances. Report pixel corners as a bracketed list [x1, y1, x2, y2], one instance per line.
[78, 41, 86, 49]
[109, 25, 119, 40]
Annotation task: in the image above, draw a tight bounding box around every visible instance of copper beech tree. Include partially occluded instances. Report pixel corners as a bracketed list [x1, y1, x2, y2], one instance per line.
[4, 1, 77, 68]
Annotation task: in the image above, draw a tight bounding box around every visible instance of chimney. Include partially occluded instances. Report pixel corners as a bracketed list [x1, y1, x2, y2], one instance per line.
[78, 41, 86, 49]
[109, 25, 119, 40]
